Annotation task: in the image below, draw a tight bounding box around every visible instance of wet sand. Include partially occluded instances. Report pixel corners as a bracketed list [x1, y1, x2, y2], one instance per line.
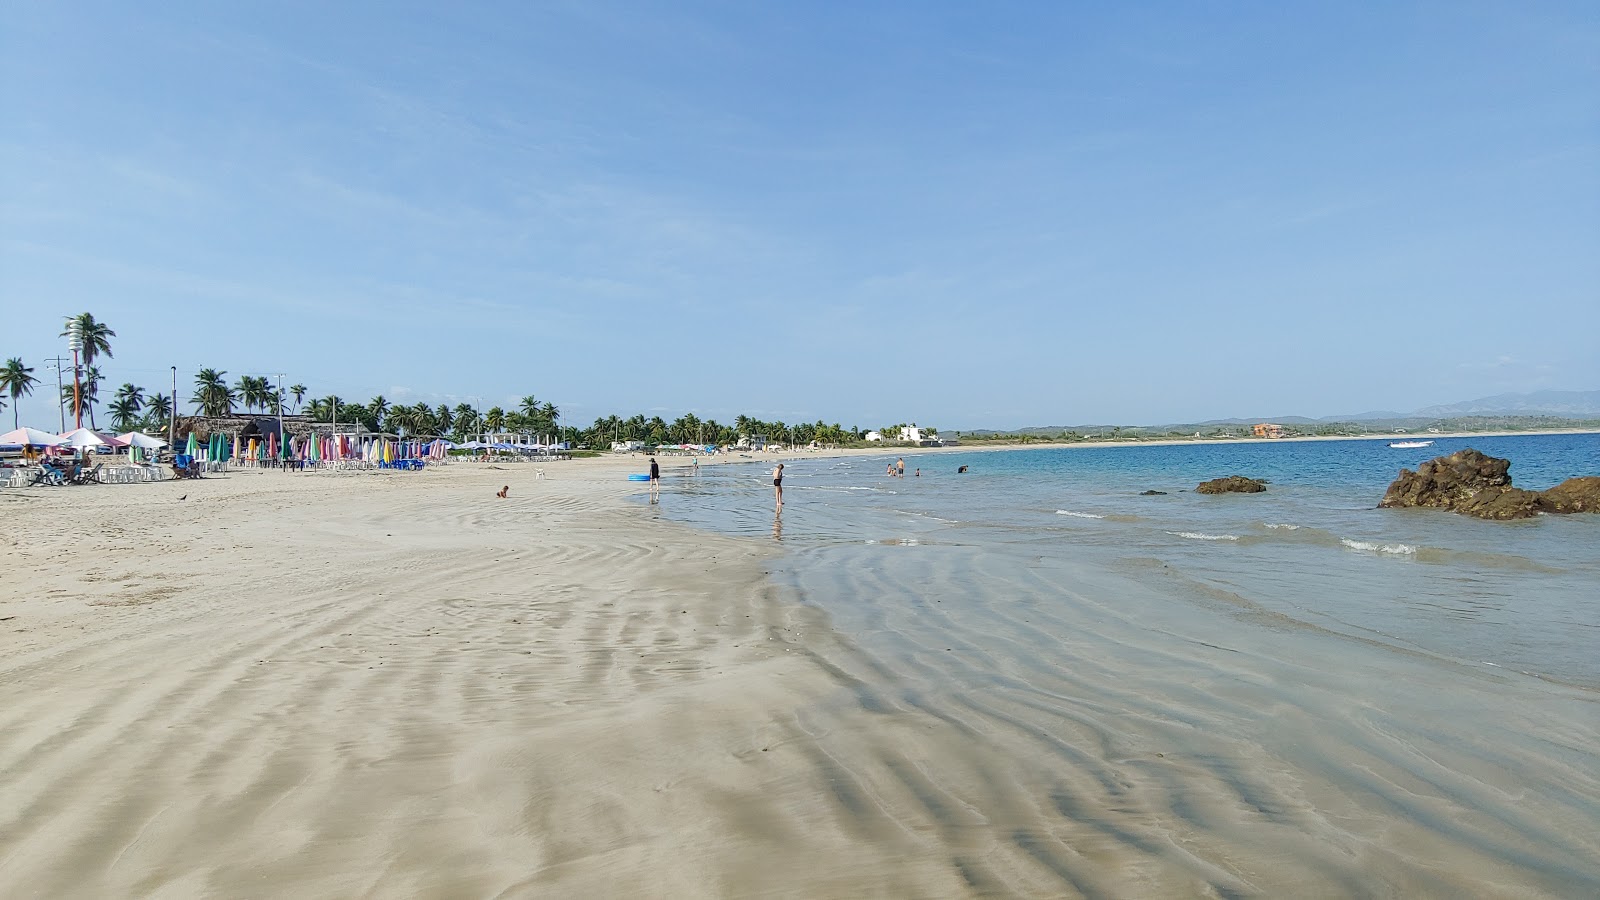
[2, 460, 1597, 897]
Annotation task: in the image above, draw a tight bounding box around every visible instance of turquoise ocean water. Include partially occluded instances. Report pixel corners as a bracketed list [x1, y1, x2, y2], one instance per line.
[656, 432, 1600, 688]
[642, 432, 1600, 892]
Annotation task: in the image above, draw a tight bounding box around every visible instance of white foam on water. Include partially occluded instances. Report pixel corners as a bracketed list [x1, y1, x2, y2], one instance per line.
[1168, 531, 1240, 541]
[1056, 510, 1106, 519]
[1264, 523, 1302, 530]
[1341, 539, 1417, 556]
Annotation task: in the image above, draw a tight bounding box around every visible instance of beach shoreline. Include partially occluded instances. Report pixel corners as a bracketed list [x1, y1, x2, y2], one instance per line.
[3, 455, 1597, 896]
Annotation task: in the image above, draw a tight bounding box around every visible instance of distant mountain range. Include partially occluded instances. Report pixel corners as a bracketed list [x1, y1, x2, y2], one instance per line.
[1410, 390, 1600, 418]
[1193, 391, 1600, 426]
[965, 389, 1600, 435]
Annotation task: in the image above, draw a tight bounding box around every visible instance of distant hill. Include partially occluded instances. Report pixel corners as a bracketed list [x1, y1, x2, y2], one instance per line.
[957, 388, 1599, 434]
[1413, 390, 1600, 418]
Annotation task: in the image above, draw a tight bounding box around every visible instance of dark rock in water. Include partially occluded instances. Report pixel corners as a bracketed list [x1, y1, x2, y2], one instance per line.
[1195, 476, 1266, 495]
[1541, 476, 1600, 514]
[1379, 448, 1599, 520]
[1140, 490, 1167, 496]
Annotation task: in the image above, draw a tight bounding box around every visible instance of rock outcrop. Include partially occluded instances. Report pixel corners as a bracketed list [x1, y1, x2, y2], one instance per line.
[1195, 476, 1266, 495]
[1379, 449, 1599, 520]
[1540, 476, 1600, 513]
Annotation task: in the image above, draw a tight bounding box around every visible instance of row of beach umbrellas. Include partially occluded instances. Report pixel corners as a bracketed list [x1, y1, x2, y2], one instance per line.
[2, 426, 458, 465]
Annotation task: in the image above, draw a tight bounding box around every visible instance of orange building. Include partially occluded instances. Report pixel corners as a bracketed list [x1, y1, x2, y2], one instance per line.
[1252, 423, 1284, 439]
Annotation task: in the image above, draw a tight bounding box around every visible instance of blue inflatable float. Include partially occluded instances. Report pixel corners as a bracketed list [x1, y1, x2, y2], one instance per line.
[627, 473, 651, 481]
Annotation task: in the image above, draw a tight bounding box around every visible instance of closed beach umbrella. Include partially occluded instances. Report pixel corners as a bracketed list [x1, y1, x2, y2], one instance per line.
[185, 432, 198, 458]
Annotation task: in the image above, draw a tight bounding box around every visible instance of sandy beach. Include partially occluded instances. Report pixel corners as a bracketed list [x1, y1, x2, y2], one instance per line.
[3, 455, 1597, 897]
[0, 460, 910, 896]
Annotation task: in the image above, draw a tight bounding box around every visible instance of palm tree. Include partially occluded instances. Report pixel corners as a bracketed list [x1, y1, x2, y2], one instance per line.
[289, 384, 307, 413]
[108, 396, 142, 431]
[60, 313, 114, 427]
[435, 404, 453, 434]
[114, 383, 145, 413]
[452, 403, 478, 438]
[144, 393, 172, 429]
[368, 396, 389, 431]
[484, 406, 505, 433]
[60, 313, 115, 365]
[0, 357, 39, 429]
[78, 366, 104, 429]
[192, 368, 236, 417]
[541, 402, 559, 437]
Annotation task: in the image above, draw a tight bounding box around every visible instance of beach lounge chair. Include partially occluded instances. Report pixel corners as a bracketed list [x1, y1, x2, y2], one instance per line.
[29, 465, 66, 487]
[69, 463, 104, 485]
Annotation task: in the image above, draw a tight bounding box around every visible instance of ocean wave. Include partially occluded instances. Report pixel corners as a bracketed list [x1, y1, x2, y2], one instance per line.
[1168, 531, 1240, 541]
[1056, 510, 1105, 519]
[1263, 523, 1302, 530]
[1340, 539, 1417, 556]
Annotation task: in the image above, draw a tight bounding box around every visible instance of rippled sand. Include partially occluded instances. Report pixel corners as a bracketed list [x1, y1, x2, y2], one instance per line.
[2, 458, 1597, 897]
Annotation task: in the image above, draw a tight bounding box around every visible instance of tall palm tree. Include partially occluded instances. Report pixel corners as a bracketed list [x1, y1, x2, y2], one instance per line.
[60, 313, 114, 427]
[484, 406, 505, 433]
[368, 396, 389, 430]
[519, 395, 540, 422]
[541, 402, 559, 436]
[61, 313, 115, 367]
[435, 404, 453, 434]
[0, 357, 39, 429]
[76, 366, 105, 429]
[289, 384, 307, 413]
[192, 368, 236, 417]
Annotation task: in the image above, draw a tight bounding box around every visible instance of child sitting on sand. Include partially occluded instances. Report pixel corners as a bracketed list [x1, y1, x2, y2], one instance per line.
[496, 486, 509, 498]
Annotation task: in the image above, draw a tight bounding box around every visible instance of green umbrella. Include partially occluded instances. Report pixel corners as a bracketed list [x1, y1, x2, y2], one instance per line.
[186, 432, 198, 458]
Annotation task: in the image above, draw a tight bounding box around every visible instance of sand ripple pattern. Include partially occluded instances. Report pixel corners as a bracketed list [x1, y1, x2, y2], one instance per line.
[2, 463, 1598, 897]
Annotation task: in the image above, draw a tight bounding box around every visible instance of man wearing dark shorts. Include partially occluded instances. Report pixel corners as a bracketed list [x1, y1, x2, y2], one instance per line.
[773, 462, 784, 510]
[648, 456, 660, 497]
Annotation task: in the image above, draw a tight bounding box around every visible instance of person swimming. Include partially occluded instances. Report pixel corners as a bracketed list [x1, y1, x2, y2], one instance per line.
[957, 465, 968, 474]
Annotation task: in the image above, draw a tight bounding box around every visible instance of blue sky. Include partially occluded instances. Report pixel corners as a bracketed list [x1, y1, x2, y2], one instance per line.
[3, 1, 1596, 430]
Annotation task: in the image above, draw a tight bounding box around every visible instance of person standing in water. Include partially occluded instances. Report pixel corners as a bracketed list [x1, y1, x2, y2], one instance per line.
[773, 462, 784, 510]
[897, 457, 905, 478]
[648, 455, 660, 498]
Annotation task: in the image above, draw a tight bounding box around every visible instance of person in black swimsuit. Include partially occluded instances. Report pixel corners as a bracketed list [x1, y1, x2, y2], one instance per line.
[648, 456, 660, 498]
[773, 462, 784, 510]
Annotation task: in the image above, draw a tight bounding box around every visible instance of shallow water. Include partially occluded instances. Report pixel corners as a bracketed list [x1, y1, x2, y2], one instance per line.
[662, 433, 1600, 687]
[649, 434, 1600, 895]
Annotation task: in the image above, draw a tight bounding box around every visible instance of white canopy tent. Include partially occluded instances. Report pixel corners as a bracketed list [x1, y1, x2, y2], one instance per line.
[116, 432, 169, 450]
[57, 428, 129, 449]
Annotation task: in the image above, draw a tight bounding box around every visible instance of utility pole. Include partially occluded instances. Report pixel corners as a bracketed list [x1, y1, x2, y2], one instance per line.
[276, 373, 285, 454]
[169, 366, 177, 449]
[43, 357, 69, 432]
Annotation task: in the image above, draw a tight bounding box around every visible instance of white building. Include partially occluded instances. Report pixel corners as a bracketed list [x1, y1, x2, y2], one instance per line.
[864, 431, 883, 442]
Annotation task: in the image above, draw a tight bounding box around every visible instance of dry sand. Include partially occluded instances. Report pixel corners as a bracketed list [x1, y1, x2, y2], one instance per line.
[3, 458, 1020, 897]
[3, 456, 1597, 897]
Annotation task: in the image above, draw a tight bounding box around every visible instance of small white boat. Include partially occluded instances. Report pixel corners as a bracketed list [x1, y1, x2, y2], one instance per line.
[1388, 440, 1434, 449]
